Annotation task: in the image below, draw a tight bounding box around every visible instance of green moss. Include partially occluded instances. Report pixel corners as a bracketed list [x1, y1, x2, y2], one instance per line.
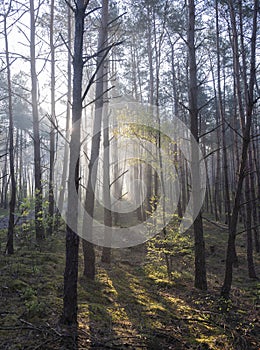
[8, 278, 28, 291]
[0, 216, 259, 350]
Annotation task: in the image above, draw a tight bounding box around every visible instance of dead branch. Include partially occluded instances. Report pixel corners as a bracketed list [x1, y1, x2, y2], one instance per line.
[199, 123, 223, 139]
[202, 216, 228, 230]
[82, 41, 124, 102]
[110, 170, 129, 188]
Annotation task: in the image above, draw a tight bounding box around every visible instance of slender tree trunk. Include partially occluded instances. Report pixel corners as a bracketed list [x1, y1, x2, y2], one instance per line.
[144, 11, 154, 218]
[48, 0, 56, 235]
[215, 1, 231, 226]
[1, 143, 8, 208]
[61, 0, 89, 326]
[252, 139, 260, 252]
[101, 64, 112, 263]
[169, 39, 183, 218]
[244, 160, 257, 279]
[4, 11, 16, 255]
[57, 1, 72, 224]
[30, 0, 44, 241]
[221, 0, 258, 298]
[83, 0, 109, 279]
[188, 0, 207, 290]
[111, 129, 120, 225]
[209, 57, 222, 223]
[18, 129, 23, 203]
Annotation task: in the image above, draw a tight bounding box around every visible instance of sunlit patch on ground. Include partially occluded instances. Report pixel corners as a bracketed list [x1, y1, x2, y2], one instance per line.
[0, 217, 259, 349]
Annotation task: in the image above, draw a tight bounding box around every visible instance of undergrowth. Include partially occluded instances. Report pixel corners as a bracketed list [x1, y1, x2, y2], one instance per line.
[0, 218, 259, 349]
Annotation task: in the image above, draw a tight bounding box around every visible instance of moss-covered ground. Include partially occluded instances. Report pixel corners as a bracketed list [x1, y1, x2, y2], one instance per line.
[0, 218, 259, 349]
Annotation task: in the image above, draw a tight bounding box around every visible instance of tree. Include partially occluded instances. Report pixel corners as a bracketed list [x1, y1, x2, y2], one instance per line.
[221, 0, 258, 298]
[187, 0, 207, 290]
[47, 0, 56, 235]
[30, 0, 44, 241]
[82, 0, 109, 279]
[101, 62, 112, 264]
[61, 0, 90, 326]
[2, 0, 16, 254]
[215, 0, 231, 226]
[56, 0, 72, 226]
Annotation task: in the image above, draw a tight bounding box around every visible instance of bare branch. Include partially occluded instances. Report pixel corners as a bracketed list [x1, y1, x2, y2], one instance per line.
[82, 85, 114, 109]
[110, 170, 129, 189]
[83, 41, 123, 64]
[224, 117, 243, 139]
[202, 216, 228, 230]
[198, 97, 215, 112]
[203, 148, 222, 160]
[108, 12, 127, 27]
[236, 224, 260, 236]
[111, 191, 128, 206]
[45, 113, 69, 144]
[0, 153, 8, 159]
[82, 41, 123, 102]
[59, 33, 73, 59]
[199, 123, 223, 139]
[85, 6, 101, 17]
[64, 0, 75, 12]
[179, 101, 189, 112]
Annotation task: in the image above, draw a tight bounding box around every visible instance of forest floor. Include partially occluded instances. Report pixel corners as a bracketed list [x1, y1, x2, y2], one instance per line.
[0, 213, 259, 349]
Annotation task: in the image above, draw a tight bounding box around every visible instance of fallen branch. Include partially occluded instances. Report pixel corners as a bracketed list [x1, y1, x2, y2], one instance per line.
[202, 216, 228, 230]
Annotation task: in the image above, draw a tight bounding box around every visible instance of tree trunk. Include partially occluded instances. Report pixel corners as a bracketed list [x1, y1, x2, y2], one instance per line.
[188, 0, 207, 290]
[221, 0, 258, 298]
[48, 0, 56, 235]
[56, 1, 72, 228]
[30, 0, 44, 242]
[4, 10, 16, 255]
[83, 0, 109, 279]
[244, 161, 257, 279]
[251, 139, 260, 252]
[216, 1, 231, 226]
[61, 0, 89, 326]
[101, 64, 112, 263]
[1, 143, 8, 208]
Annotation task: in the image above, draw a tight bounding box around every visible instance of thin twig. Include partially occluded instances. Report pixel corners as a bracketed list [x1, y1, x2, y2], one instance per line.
[82, 41, 124, 102]
[110, 170, 128, 188]
[107, 12, 127, 27]
[83, 86, 115, 109]
[59, 33, 73, 59]
[45, 113, 69, 144]
[236, 224, 260, 236]
[85, 6, 101, 17]
[203, 147, 222, 160]
[224, 118, 243, 139]
[199, 123, 223, 139]
[64, 0, 75, 12]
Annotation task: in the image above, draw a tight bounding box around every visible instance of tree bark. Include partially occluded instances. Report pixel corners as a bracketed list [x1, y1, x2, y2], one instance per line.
[4, 7, 16, 255]
[30, 0, 44, 241]
[83, 0, 109, 279]
[56, 0, 72, 227]
[244, 160, 257, 279]
[221, 0, 258, 298]
[188, 0, 207, 290]
[48, 0, 56, 235]
[61, 0, 89, 326]
[216, 1, 231, 226]
[101, 64, 112, 263]
[251, 139, 260, 252]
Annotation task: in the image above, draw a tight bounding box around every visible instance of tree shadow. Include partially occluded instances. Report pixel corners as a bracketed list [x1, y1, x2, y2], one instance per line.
[59, 327, 79, 350]
[77, 273, 130, 349]
[104, 259, 201, 350]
